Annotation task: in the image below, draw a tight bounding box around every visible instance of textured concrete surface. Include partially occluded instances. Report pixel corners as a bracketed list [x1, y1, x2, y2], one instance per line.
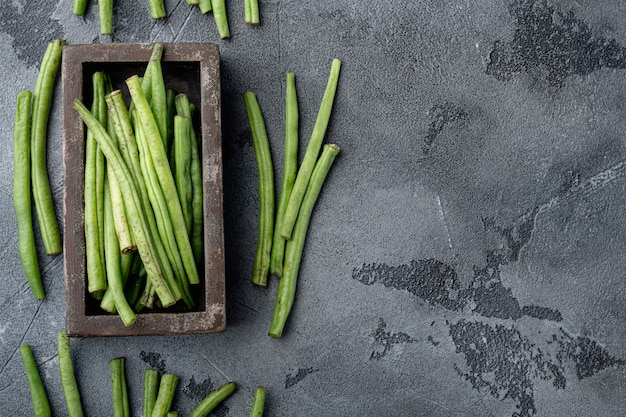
[1, 0, 625, 416]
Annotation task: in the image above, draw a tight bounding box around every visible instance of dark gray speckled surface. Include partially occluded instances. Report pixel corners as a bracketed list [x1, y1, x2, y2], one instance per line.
[0, 0, 625, 416]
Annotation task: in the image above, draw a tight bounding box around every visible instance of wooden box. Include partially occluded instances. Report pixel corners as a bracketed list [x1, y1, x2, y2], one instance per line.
[62, 43, 225, 336]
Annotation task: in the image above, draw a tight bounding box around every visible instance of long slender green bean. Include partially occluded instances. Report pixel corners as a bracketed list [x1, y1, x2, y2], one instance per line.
[13, 90, 44, 300]
[151, 373, 179, 417]
[166, 89, 176, 159]
[268, 144, 340, 338]
[100, 251, 134, 313]
[211, 0, 230, 39]
[73, 0, 88, 15]
[127, 75, 200, 286]
[187, 382, 237, 417]
[249, 386, 266, 417]
[279, 58, 341, 240]
[99, 0, 113, 34]
[19, 345, 51, 417]
[150, 51, 168, 150]
[58, 331, 84, 417]
[270, 72, 299, 277]
[199, 0, 212, 13]
[74, 99, 176, 307]
[104, 177, 137, 326]
[31, 39, 64, 255]
[85, 71, 107, 295]
[174, 116, 193, 233]
[143, 369, 160, 417]
[110, 358, 130, 417]
[244, 91, 274, 287]
[148, 0, 167, 18]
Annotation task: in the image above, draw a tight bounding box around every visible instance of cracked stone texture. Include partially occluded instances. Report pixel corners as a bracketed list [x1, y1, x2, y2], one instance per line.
[1, 0, 625, 416]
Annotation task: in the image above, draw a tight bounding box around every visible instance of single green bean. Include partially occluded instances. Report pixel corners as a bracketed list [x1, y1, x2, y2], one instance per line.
[268, 144, 340, 338]
[143, 369, 160, 417]
[166, 89, 176, 160]
[19, 345, 51, 417]
[244, 0, 259, 25]
[13, 90, 44, 299]
[148, 0, 167, 18]
[151, 373, 179, 417]
[199, 0, 212, 13]
[58, 331, 84, 417]
[73, 0, 88, 15]
[150, 51, 169, 150]
[210, 0, 230, 39]
[100, 251, 134, 313]
[86, 71, 107, 295]
[188, 382, 237, 417]
[31, 39, 64, 255]
[127, 75, 200, 286]
[186, 0, 199, 5]
[174, 116, 193, 233]
[244, 91, 274, 287]
[99, 0, 113, 34]
[249, 386, 266, 417]
[104, 177, 137, 326]
[110, 358, 130, 417]
[279, 58, 341, 240]
[270, 72, 299, 277]
[74, 99, 176, 307]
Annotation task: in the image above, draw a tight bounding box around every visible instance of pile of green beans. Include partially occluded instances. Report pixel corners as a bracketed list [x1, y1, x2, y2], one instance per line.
[12, 39, 65, 300]
[244, 59, 342, 338]
[75, 43, 205, 325]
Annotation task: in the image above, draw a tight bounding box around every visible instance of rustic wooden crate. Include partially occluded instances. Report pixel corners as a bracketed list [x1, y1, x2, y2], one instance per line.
[62, 43, 225, 336]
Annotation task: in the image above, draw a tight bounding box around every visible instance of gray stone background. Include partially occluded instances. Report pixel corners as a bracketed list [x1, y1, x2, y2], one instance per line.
[1, 0, 625, 416]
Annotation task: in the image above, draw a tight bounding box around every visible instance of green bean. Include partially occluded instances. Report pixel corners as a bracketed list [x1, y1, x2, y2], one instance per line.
[279, 58, 341, 240]
[19, 345, 51, 417]
[175, 94, 203, 266]
[74, 99, 176, 307]
[249, 386, 266, 417]
[100, 252, 134, 313]
[150, 50, 168, 150]
[58, 331, 84, 417]
[199, 0, 212, 13]
[127, 75, 200, 286]
[166, 89, 176, 160]
[99, 0, 113, 34]
[268, 144, 340, 338]
[167, 412, 178, 417]
[73, 0, 88, 15]
[85, 72, 107, 295]
[174, 116, 193, 233]
[210, 0, 230, 39]
[148, 0, 166, 18]
[270, 72, 299, 277]
[110, 358, 130, 417]
[244, 0, 259, 25]
[143, 369, 160, 417]
[151, 373, 179, 417]
[187, 382, 237, 417]
[186, 0, 199, 5]
[104, 177, 137, 326]
[13, 91, 44, 299]
[31, 39, 64, 255]
[244, 91, 274, 287]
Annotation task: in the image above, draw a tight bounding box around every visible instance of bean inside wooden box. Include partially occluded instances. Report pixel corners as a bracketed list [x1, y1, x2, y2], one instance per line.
[62, 43, 225, 336]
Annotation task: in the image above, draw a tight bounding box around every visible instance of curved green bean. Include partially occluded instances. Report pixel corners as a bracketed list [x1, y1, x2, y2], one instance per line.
[31, 39, 64, 255]
[270, 72, 299, 277]
[58, 331, 84, 417]
[279, 58, 341, 240]
[188, 382, 237, 417]
[244, 91, 274, 287]
[19, 345, 51, 417]
[13, 90, 44, 299]
[268, 144, 340, 338]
